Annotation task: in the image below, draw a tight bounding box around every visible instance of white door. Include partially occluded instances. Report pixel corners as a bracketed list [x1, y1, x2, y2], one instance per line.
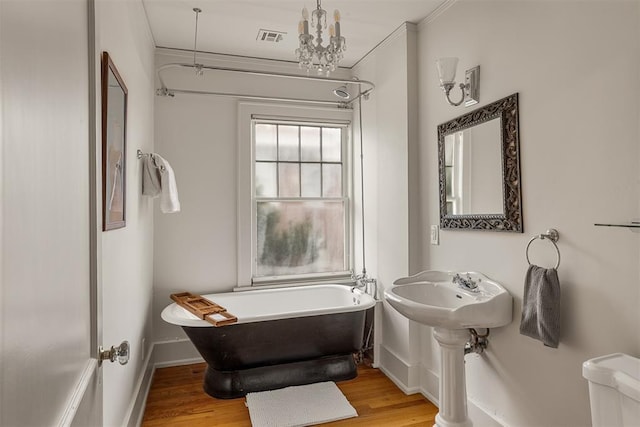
[0, 0, 104, 425]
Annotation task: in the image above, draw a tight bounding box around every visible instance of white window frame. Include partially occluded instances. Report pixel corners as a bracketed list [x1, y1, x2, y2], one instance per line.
[237, 102, 354, 288]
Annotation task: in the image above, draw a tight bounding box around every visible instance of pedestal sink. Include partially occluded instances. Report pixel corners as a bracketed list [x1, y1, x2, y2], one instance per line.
[384, 270, 513, 427]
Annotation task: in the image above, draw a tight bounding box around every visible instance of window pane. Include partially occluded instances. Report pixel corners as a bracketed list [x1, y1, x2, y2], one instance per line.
[255, 124, 277, 161]
[322, 128, 341, 162]
[301, 163, 321, 197]
[278, 163, 300, 197]
[278, 125, 299, 161]
[322, 163, 342, 197]
[255, 162, 277, 197]
[256, 201, 346, 276]
[300, 126, 321, 161]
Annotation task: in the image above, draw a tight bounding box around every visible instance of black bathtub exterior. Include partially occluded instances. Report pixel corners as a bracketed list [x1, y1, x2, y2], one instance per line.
[182, 310, 367, 398]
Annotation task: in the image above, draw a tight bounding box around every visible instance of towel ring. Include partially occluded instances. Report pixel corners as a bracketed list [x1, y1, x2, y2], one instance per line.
[526, 228, 560, 269]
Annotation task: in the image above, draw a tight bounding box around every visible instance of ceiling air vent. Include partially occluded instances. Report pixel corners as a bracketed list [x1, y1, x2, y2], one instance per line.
[256, 29, 285, 43]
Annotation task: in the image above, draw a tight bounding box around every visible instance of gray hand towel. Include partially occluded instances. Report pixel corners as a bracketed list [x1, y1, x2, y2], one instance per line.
[519, 264, 561, 348]
[142, 154, 161, 197]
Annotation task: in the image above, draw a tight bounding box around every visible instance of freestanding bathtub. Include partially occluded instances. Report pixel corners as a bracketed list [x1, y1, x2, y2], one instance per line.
[161, 284, 376, 398]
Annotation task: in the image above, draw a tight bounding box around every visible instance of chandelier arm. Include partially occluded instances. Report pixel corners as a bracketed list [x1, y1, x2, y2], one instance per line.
[314, 7, 323, 49]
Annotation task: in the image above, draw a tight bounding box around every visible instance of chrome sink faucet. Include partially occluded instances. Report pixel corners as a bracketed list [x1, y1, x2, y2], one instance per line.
[453, 273, 479, 292]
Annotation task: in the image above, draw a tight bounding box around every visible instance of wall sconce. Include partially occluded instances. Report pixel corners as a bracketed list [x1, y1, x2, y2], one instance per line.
[436, 57, 480, 107]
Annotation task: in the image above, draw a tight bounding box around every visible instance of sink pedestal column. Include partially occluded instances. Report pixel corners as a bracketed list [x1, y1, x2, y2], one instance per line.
[433, 327, 472, 427]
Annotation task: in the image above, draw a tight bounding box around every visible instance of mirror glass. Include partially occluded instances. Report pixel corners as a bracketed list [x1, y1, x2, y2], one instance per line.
[444, 117, 502, 216]
[101, 52, 128, 231]
[438, 93, 522, 232]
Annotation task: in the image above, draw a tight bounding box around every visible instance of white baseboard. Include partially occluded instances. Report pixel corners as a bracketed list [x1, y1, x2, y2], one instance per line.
[418, 362, 439, 405]
[378, 345, 421, 394]
[122, 339, 204, 427]
[378, 345, 504, 427]
[378, 345, 422, 391]
[152, 338, 204, 368]
[123, 344, 156, 427]
[467, 401, 504, 427]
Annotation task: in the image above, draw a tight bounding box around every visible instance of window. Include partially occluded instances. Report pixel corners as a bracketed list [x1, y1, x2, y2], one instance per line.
[238, 103, 353, 288]
[252, 120, 350, 283]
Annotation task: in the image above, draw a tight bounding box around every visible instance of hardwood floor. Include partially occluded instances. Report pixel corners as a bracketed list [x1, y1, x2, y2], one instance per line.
[142, 362, 438, 426]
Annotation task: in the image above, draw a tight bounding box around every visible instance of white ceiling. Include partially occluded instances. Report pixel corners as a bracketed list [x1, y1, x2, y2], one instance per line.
[142, 0, 446, 67]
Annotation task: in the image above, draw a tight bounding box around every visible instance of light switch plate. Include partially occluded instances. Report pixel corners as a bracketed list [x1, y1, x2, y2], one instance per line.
[430, 225, 440, 245]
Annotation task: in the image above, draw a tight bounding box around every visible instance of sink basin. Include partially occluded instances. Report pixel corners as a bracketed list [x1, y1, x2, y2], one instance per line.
[384, 270, 512, 329]
[385, 271, 513, 427]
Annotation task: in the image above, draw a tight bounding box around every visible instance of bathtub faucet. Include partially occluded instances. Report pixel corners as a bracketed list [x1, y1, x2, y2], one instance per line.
[352, 271, 378, 299]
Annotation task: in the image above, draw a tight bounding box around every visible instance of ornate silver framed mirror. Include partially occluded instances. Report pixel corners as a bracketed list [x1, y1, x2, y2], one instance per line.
[438, 93, 522, 232]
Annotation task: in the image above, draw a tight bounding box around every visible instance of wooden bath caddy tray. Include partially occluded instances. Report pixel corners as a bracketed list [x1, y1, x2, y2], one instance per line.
[170, 292, 238, 327]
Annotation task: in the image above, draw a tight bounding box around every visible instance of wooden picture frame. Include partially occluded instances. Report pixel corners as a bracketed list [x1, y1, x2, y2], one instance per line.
[101, 52, 128, 231]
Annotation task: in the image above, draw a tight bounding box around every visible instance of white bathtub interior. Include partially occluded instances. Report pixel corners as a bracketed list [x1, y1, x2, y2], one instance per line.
[162, 284, 376, 326]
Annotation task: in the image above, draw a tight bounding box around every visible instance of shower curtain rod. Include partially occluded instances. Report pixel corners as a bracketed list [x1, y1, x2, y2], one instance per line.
[157, 88, 346, 107]
[155, 62, 375, 107]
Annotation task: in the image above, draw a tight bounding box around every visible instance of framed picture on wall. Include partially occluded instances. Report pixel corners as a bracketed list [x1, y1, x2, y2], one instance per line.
[101, 51, 128, 231]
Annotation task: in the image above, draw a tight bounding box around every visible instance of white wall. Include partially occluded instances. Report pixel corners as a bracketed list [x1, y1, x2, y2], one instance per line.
[416, 1, 640, 426]
[0, 0, 92, 425]
[153, 58, 238, 341]
[353, 23, 419, 387]
[95, 1, 156, 425]
[152, 50, 354, 343]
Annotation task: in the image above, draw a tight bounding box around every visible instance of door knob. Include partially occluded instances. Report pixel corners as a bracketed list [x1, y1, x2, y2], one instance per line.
[99, 340, 130, 366]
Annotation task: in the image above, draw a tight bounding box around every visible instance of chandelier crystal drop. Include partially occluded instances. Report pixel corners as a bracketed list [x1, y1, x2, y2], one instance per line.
[295, 0, 346, 75]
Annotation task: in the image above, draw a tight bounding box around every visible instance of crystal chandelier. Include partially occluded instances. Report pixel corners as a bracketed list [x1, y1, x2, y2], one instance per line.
[295, 0, 346, 75]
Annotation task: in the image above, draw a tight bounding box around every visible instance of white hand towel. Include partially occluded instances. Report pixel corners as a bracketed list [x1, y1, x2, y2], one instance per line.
[153, 154, 181, 213]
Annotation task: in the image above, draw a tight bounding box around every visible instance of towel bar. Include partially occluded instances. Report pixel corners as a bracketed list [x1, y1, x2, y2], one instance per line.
[137, 149, 165, 171]
[526, 229, 560, 269]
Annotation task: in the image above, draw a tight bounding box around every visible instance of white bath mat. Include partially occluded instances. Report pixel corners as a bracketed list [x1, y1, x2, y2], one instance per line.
[245, 381, 357, 427]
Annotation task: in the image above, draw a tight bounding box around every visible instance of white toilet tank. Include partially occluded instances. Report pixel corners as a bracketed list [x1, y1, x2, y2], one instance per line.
[583, 353, 640, 427]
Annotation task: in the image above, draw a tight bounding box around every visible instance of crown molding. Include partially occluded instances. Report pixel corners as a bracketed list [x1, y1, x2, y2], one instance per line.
[418, 0, 458, 30]
[352, 22, 417, 70]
